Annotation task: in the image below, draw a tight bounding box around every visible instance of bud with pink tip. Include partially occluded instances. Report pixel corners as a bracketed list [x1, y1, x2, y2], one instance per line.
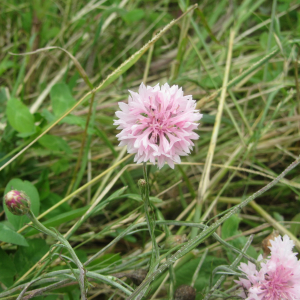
[4, 190, 31, 216]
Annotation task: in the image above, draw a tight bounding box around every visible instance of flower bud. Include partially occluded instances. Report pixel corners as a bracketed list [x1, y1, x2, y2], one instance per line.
[138, 179, 146, 188]
[4, 190, 31, 216]
[138, 179, 146, 197]
[174, 285, 196, 300]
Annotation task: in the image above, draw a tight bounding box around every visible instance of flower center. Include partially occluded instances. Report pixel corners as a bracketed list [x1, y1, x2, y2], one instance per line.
[139, 108, 174, 145]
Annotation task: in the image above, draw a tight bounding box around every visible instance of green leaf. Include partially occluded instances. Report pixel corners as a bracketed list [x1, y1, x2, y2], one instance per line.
[221, 215, 257, 261]
[149, 196, 163, 203]
[6, 97, 35, 134]
[0, 60, 15, 76]
[110, 228, 137, 243]
[124, 194, 162, 203]
[35, 169, 50, 201]
[38, 134, 72, 154]
[122, 9, 145, 24]
[0, 87, 8, 114]
[88, 253, 122, 268]
[14, 239, 49, 277]
[50, 83, 76, 116]
[51, 158, 70, 175]
[21, 11, 32, 33]
[290, 213, 300, 237]
[0, 223, 28, 246]
[41, 109, 56, 123]
[260, 32, 276, 50]
[0, 248, 16, 287]
[221, 214, 240, 240]
[4, 179, 40, 230]
[202, 113, 232, 125]
[61, 115, 85, 126]
[175, 256, 227, 292]
[39, 193, 71, 219]
[273, 212, 284, 222]
[16, 128, 36, 138]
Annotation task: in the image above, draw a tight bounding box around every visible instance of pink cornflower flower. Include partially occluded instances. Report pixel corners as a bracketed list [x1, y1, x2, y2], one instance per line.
[236, 235, 300, 300]
[114, 83, 202, 169]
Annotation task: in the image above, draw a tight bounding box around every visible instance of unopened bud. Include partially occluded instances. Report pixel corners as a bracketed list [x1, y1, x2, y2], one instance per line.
[138, 179, 146, 188]
[138, 179, 146, 197]
[4, 190, 31, 216]
[174, 285, 196, 300]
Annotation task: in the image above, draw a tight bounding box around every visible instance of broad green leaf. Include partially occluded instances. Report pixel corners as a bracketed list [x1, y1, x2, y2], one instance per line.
[175, 256, 227, 294]
[222, 215, 257, 261]
[4, 179, 40, 230]
[0, 223, 28, 246]
[122, 9, 145, 24]
[221, 214, 240, 240]
[14, 239, 49, 277]
[50, 83, 76, 116]
[38, 134, 72, 154]
[0, 248, 16, 287]
[41, 109, 56, 123]
[17, 129, 36, 138]
[6, 97, 35, 133]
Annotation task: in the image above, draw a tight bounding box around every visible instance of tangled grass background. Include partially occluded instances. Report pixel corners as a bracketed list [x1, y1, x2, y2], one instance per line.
[1, 0, 300, 299]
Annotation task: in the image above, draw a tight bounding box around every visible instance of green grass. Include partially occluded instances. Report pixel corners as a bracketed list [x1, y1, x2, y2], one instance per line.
[1, 0, 300, 299]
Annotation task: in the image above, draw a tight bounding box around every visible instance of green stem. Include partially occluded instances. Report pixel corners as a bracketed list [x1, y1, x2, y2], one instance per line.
[26, 210, 87, 300]
[142, 163, 159, 273]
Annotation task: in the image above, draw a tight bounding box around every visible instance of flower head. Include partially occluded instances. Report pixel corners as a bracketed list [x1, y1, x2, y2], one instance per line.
[114, 83, 202, 169]
[4, 190, 31, 216]
[236, 235, 300, 300]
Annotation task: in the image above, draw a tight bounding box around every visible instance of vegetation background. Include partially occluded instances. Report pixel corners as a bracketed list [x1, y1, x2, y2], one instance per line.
[0, 0, 300, 299]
